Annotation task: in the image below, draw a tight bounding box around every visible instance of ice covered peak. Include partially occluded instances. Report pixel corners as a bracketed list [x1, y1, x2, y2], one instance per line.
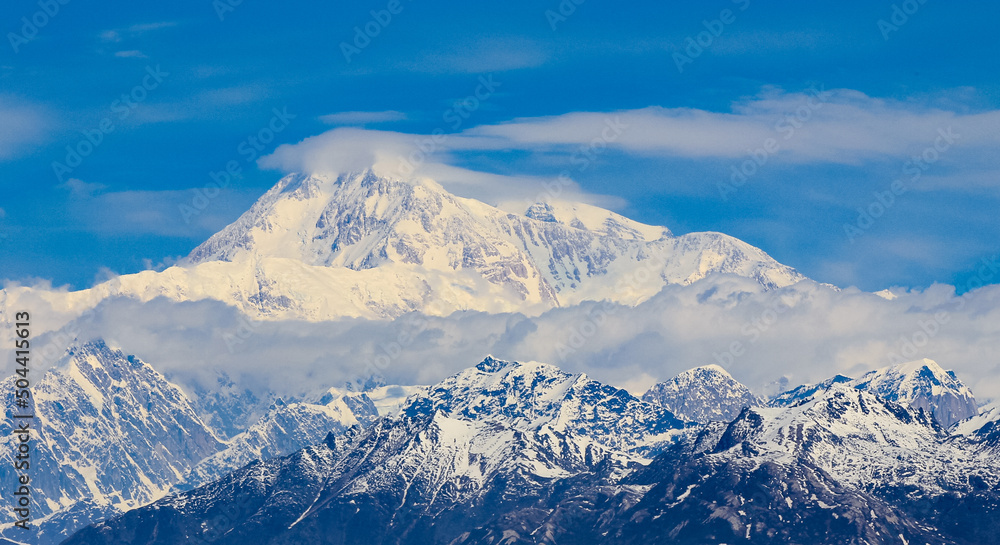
[642, 364, 759, 423]
[521, 200, 670, 241]
[11, 167, 806, 325]
[407, 357, 685, 458]
[475, 355, 508, 373]
[849, 359, 977, 427]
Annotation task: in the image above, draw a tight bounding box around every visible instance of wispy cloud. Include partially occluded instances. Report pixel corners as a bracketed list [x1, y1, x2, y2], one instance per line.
[59, 178, 108, 198]
[258, 127, 619, 208]
[397, 36, 550, 74]
[0, 96, 48, 160]
[100, 21, 178, 43]
[58, 186, 257, 238]
[319, 110, 407, 125]
[263, 87, 1000, 172]
[259, 87, 1000, 209]
[458, 88, 1000, 164]
[114, 50, 149, 59]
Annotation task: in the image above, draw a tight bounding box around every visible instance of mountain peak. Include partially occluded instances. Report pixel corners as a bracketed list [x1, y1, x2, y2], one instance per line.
[414, 356, 684, 458]
[642, 364, 759, 423]
[475, 355, 508, 373]
[691, 363, 732, 377]
[26, 168, 805, 323]
[850, 359, 977, 427]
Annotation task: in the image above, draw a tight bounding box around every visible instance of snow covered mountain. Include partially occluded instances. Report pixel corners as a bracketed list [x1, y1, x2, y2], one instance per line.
[405, 356, 688, 458]
[1, 169, 804, 328]
[642, 364, 761, 423]
[0, 340, 385, 545]
[64, 357, 1000, 545]
[770, 373, 853, 407]
[769, 359, 978, 428]
[174, 390, 380, 492]
[0, 340, 223, 544]
[67, 356, 684, 545]
[849, 358, 978, 428]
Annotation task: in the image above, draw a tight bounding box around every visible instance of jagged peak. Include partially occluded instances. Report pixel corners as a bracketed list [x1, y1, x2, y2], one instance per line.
[682, 363, 733, 378]
[521, 199, 670, 241]
[853, 358, 971, 396]
[475, 355, 510, 373]
[889, 358, 948, 376]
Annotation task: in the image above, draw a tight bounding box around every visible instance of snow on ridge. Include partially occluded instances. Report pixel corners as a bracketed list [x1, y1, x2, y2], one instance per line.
[2, 168, 806, 331]
[849, 358, 977, 428]
[411, 356, 686, 460]
[642, 364, 760, 424]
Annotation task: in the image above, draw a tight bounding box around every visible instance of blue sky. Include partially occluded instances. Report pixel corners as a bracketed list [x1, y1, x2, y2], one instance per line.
[1, 0, 997, 292]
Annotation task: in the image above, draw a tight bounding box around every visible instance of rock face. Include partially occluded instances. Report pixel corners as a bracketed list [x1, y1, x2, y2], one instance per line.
[642, 364, 761, 423]
[0, 340, 223, 544]
[1, 170, 805, 327]
[405, 356, 687, 459]
[63, 358, 1000, 545]
[770, 359, 978, 428]
[0, 340, 386, 545]
[849, 358, 978, 428]
[174, 391, 380, 491]
[770, 374, 853, 407]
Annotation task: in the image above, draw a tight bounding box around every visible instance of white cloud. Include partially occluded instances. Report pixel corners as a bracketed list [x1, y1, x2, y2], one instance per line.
[461, 88, 1000, 164]
[259, 88, 1000, 212]
[320, 110, 407, 125]
[59, 178, 107, 198]
[0, 96, 48, 160]
[396, 36, 549, 74]
[59, 187, 258, 238]
[20, 275, 1000, 407]
[258, 127, 622, 208]
[114, 50, 148, 58]
[100, 21, 177, 43]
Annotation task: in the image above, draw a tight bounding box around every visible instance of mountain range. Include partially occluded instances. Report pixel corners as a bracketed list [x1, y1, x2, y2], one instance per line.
[0, 169, 994, 544]
[59, 355, 997, 545]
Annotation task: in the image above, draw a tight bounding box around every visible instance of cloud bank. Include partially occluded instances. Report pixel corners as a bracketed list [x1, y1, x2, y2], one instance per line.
[23, 276, 1000, 408]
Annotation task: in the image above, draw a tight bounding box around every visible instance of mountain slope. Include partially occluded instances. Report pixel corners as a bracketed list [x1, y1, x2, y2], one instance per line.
[849, 358, 978, 428]
[65, 356, 679, 545]
[175, 392, 380, 491]
[64, 359, 1000, 545]
[2, 170, 805, 326]
[642, 364, 761, 423]
[0, 340, 385, 545]
[0, 340, 223, 544]
[770, 359, 978, 428]
[407, 356, 688, 458]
